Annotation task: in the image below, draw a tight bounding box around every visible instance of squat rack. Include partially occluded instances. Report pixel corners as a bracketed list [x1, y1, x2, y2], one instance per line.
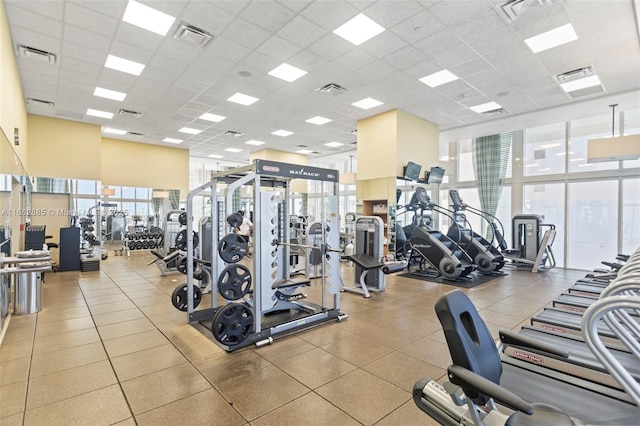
[183, 160, 346, 351]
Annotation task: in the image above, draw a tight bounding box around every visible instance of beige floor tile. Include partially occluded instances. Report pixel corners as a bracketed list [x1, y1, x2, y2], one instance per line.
[0, 356, 30, 385]
[252, 392, 360, 426]
[103, 328, 169, 358]
[29, 342, 107, 378]
[316, 369, 410, 425]
[137, 302, 178, 316]
[135, 388, 246, 426]
[37, 306, 91, 322]
[363, 351, 446, 393]
[88, 299, 138, 315]
[398, 336, 453, 370]
[97, 317, 156, 340]
[147, 310, 188, 326]
[1, 323, 35, 345]
[375, 399, 441, 425]
[32, 327, 100, 355]
[321, 334, 394, 366]
[0, 412, 23, 425]
[0, 380, 27, 418]
[217, 364, 309, 421]
[85, 293, 130, 306]
[194, 349, 272, 385]
[296, 324, 356, 347]
[111, 343, 187, 381]
[161, 323, 226, 361]
[34, 315, 95, 338]
[92, 307, 145, 326]
[130, 295, 170, 308]
[253, 335, 316, 365]
[277, 347, 357, 389]
[0, 339, 33, 363]
[121, 362, 211, 414]
[8, 314, 37, 328]
[80, 287, 124, 298]
[27, 360, 117, 409]
[23, 384, 131, 426]
[110, 418, 136, 426]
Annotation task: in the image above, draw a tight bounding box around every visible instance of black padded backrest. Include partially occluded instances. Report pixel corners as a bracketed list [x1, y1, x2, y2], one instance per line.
[435, 289, 502, 405]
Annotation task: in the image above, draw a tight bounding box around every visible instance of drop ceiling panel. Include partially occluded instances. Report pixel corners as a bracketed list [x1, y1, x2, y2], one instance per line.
[221, 18, 271, 49]
[276, 16, 326, 48]
[5, 4, 63, 38]
[61, 41, 107, 67]
[180, 2, 236, 33]
[8, 26, 61, 54]
[240, 0, 297, 32]
[389, 9, 446, 44]
[508, 2, 572, 39]
[114, 24, 164, 52]
[299, 1, 359, 32]
[363, 0, 424, 28]
[256, 35, 303, 61]
[64, 2, 118, 37]
[359, 31, 409, 59]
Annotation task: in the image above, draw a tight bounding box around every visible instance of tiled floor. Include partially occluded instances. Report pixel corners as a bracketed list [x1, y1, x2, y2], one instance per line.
[0, 252, 586, 425]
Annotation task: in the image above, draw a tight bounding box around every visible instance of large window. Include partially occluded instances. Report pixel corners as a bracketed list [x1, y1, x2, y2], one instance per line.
[567, 180, 618, 270]
[524, 122, 566, 176]
[623, 107, 640, 169]
[569, 114, 618, 173]
[621, 178, 640, 255]
[523, 183, 565, 267]
[457, 139, 475, 182]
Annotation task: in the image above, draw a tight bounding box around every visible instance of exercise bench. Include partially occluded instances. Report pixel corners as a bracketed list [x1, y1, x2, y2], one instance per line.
[343, 253, 405, 298]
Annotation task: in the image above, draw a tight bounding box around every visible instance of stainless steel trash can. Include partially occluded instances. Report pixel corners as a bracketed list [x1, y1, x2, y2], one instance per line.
[13, 271, 42, 314]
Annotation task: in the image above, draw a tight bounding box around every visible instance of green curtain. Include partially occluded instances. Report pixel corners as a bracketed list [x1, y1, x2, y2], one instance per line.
[472, 133, 512, 238]
[169, 189, 180, 210]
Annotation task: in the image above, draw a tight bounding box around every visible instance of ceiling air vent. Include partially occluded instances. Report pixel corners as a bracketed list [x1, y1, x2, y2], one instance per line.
[26, 98, 55, 107]
[498, 0, 553, 23]
[223, 130, 243, 137]
[118, 109, 143, 118]
[173, 22, 214, 48]
[316, 83, 348, 94]
[554, 66, 594, 83]
[17, 45, 57, 64]
[128, 131, 145, 137]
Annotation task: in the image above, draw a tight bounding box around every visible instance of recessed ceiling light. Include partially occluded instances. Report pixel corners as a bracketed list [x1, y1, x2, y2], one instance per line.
[163, 137, 183, 144]
[419, 69, 459, 87]
[325, 142, 344, 148]
[306, 116, 332, 125]
[199, 113, 226, 122]
[541, 143, 561, 148]
[560, 75, 601, 92]
[225, 147, 242, 153]
[245, 140, 265, 146]
[296, 149, 313, 154]
[352, 97, 383, 110]
[268, 63, 308, 82]
[570, 158, 585, 162]
[105, 54, 145, 76]
[179, 127, 201, 135]
[272, 129, 293, 137]
[87, 108, 113, 119]
[122, 0, 176, 36]
[524, 23, 578, 53]
[227, 93, 259, 106]
[94, 87, 126, 101]
[333, 13, 385, 46]
[208, 154, 224, 159]
[469, 101, 502, 113]
[103, 127, 126, 135]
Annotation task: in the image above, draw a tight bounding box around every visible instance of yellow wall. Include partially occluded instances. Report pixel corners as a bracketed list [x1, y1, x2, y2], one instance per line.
[356, 177, 397, 203]
[101, 138, 189, 194]
[356, 110, 397, 181]
[0, 2, 29, 169]
[396, 110, 439, 176]
[28, 115, 102, 180]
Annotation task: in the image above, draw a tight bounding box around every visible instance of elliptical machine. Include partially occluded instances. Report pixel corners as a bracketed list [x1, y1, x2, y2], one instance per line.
[447, 190, 505, 274]
[404, 187, 475, 280]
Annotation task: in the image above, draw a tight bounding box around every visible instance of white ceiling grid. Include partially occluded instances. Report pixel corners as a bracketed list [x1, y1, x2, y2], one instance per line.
[4, 0, 640, 163]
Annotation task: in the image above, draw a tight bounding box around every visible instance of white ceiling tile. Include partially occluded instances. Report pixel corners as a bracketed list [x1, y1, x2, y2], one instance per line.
[306, 34, 354, 61]
[462, 67, 505, 88]
[205, 36, 251, 65]
[449, 57, 492, 78]
[5, 0, 63, 19]
[67, 0, 126, 20]
[7, 26, 61, 54]
[64, 2, 119, 38]
[58, 54, 103, 77]
[300, 1, 359, 31]
[389, 9, 446, 44]
[359, 31, 409, 59]
[465, 25, 520, 56]
[179, 2, 236, 35]
[358, 59, 397, 80]
[384, 45, 425, 69]
[413, 29, 464, 58]
[276, 0, 313, 12]
[509, 2, 571, 40]
[363, 0, 425, 28]
[333, 49, 378, 72]
[64, 25, 112, 52]
[240, 1, 297, 32]
[277, 16, 327, 48]
[157, 38, 203, 63]
[221, 18, 271, 49]
[114, 24, 164, 53]
[256, 35, 303, 61]
[434, 43, 480, 69]
[5, 4, 63, 39]
[429, 0, 496, 26]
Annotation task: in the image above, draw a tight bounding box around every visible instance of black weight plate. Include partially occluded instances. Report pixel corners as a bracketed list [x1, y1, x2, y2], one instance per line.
[128, 241, 135, 250]
[175, 229, 199, 251]
[217, 264, 252, 300]
[178, 211, 188, 226]
[217, 233, 248, 263]
[226, 212, 243, 229]
[142, 241, 149, 249]
[177, 257, 192, 275]
[170, 284, 201, 311]
[212, 303, 253, 346]
[135, 241, 143, 250]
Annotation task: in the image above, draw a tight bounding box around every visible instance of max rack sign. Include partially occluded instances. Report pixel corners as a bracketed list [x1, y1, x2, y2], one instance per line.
[255, 159, 339, 182]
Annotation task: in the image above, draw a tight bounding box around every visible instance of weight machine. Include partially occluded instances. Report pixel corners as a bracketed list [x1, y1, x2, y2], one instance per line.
[177, 160, 347, 352]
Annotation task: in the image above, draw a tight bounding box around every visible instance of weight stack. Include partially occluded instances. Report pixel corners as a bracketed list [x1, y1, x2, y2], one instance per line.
[80, 258, 100, 272]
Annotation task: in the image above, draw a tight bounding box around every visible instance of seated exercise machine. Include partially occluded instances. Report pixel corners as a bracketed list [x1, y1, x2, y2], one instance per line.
[341, 216, 404, 298]
[493, 213, 556, 272]
[402, 187, 475, 280]
[413, 289, 639, 426]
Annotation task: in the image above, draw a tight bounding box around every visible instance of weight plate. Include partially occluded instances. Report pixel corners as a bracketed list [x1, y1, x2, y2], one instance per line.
[171, 284, 202, 311]
[212, 303, 253, 346]
[175, 229, 199, 251]
[217, 264, 252, 300]
[177, 257, 193, 275]
[135, 241, 143, 250]
[128, 241, 135, 250]
[178, 211, 188, 226]
[217, 233, 248, 263]
[226, 212, 243, 229]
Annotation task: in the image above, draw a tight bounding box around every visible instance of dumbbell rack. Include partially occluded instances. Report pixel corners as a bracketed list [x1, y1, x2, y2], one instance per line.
[123, 232, 164, 256]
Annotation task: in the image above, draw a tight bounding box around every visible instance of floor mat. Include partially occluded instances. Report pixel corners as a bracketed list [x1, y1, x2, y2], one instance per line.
[398, 271, 506, 288]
